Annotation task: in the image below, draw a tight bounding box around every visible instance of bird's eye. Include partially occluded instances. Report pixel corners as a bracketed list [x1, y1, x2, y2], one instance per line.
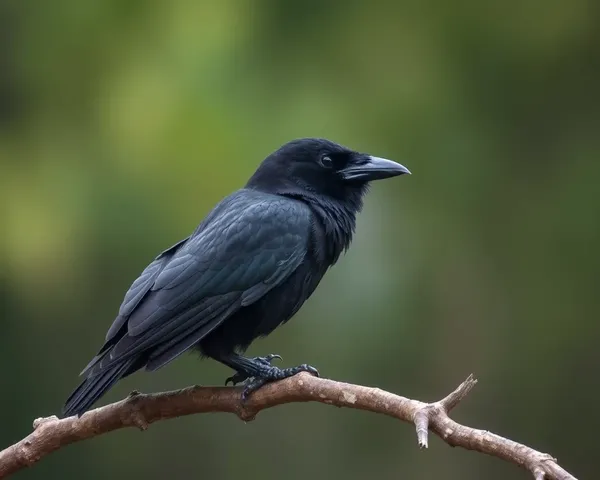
[320, 155, 333, 169]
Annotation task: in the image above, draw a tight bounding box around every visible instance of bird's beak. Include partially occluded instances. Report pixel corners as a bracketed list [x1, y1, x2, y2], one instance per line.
[340, 156, 411, 182]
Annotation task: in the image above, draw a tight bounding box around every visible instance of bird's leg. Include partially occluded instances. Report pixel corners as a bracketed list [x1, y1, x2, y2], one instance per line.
[224, 354, 282, 386]
[213, 352, 319, 401]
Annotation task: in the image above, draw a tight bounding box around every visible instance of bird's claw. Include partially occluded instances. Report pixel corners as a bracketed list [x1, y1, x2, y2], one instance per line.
[225, 373, 246, 386]
[301, 364, 319, 377]
[261, 354, 282, 364]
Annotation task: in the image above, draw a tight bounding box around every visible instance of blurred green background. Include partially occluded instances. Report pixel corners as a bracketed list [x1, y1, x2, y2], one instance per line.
[1, 0, 598, 479]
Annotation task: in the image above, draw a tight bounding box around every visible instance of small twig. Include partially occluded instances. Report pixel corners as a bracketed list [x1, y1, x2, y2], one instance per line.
[0, 373, 577, 479]
[414, 408, 430, 448]
[437, 374, 478, 412]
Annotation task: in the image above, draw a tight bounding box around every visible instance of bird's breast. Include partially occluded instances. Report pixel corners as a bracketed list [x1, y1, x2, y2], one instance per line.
[202, 252, 327, 353]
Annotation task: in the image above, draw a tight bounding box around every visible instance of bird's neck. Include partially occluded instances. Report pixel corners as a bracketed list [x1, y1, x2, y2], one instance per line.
[281, 190, 365, 266]
[310, 199, 357, 265]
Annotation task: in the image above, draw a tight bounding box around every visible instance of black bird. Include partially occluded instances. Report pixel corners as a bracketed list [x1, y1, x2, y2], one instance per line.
[63, 138, 410, 417]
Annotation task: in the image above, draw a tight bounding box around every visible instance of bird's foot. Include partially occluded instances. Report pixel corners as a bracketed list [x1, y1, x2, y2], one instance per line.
[225, 354, 282, 386]
[224, 354, 319, 401]
[239, 363, 319, 402]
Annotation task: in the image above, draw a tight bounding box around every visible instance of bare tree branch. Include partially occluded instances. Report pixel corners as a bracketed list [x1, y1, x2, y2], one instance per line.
[0, 373, 577, 479]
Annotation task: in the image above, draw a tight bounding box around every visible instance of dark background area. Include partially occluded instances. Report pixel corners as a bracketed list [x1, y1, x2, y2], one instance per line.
[1, 1, 599, 479]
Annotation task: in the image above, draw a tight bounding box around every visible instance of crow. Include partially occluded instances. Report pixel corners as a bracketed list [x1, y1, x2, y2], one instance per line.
[63, 138, 410, 417]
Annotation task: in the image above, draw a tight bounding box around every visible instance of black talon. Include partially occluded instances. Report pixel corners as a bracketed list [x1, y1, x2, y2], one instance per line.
[225, 372, 247, 386]
[263, 354, 282, 363]
[302, 364, 319, 377]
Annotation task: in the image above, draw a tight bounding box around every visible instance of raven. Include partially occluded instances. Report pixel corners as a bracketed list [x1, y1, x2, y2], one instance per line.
[63, 138, 410, 417]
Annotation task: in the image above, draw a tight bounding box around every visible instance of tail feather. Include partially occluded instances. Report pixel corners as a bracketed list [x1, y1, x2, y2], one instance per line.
[62, 358, 137, 418]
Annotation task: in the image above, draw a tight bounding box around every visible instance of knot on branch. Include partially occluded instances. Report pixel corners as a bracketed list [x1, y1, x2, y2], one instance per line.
[32, 416, 59, 431]
[121, 390, 149, 431]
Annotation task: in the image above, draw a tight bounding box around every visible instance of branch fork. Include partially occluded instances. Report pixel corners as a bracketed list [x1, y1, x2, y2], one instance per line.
[412, 374, 478, 448]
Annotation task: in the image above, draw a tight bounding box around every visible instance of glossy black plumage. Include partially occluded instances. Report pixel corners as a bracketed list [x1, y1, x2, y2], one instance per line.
[63, 138, 410, 417]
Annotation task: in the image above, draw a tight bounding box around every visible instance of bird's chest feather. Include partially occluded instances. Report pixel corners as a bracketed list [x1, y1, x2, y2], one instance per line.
[204, 255, 326, 353]
[255, 254, 326, 328]
[238, 210, 354, 337]
[202, 199, 356, 353]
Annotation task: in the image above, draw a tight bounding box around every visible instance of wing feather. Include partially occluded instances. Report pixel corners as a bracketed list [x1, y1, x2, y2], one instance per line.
[104, 236, 190, 344]
[84, 191, 311, 377]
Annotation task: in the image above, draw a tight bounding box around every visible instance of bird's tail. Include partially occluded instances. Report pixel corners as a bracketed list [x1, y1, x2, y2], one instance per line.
[62, 357, 137, 418]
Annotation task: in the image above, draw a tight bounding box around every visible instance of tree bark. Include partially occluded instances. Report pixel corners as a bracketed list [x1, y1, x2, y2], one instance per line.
[0, 373, 577, 479]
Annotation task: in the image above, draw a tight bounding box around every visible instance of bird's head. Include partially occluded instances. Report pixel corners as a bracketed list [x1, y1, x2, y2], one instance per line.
[246, 138, 410, 205]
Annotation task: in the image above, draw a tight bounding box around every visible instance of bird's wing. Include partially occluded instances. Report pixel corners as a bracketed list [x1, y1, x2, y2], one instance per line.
[83, 191, 311, 376]
[104, 237, 190, 343]
[79, 237, 190, 375]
